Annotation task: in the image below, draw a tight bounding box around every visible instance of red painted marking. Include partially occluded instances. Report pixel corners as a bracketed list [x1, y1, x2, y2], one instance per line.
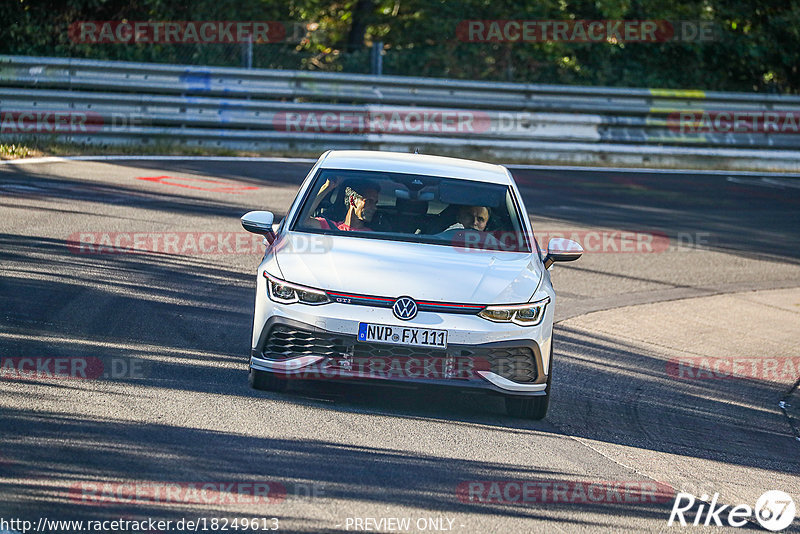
[136, 175, 259, 194]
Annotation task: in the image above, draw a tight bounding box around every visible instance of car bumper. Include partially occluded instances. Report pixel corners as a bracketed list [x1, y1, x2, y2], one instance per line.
[250, 297, 553, 396]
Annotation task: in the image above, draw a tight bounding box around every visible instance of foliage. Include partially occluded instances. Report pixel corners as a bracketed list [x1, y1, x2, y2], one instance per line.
[1, 0, 797, 92]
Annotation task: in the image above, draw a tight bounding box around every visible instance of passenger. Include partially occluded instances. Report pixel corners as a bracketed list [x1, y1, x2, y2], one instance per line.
[445, 205, 490, 232]
[394, 197, 429, 234]
[307, 179, 380, 232]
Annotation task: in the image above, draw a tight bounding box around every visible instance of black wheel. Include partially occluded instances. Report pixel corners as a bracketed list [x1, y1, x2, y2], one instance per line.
[248, 368, 287, 392]
[505, 343, 553, 420]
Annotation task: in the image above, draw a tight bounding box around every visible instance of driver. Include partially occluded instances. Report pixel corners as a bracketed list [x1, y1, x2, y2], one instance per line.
[307, 180, 380, 232]
[445, 205, 490, 232]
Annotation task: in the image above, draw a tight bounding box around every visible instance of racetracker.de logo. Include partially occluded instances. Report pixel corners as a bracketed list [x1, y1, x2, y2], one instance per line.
[280, 356, 491, 381]
[539, 230, 669, 253]
[457, 480, 675, 504]
[456, 20, 716, 43]
[69, 21, 286, 43]
[668, 112, 800, 134]
[0, 357, 145, 380]
[67, 232, 332, 255]
[69, 481, 286, 505]
[666, 357, 800, 382]
[452, 230, 670, 253]
[67, 232, 265, 255]
[0, 111, 103, 133]
[273, 110, 490, 134]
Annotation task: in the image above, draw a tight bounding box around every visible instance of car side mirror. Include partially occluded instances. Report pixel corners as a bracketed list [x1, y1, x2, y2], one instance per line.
[544, 238, 583, 269]
[241, 211, 277, 244]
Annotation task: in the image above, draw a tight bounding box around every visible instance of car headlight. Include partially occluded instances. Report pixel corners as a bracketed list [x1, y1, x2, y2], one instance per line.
[478, 296, 549, 326]
[263, 272, 330, 305]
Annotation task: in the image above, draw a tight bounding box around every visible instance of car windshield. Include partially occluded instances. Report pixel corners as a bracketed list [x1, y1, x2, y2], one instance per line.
[291, 168, 530, 252]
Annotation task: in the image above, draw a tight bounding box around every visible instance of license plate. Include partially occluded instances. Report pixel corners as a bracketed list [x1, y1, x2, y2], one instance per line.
[358, 323, 447, 348]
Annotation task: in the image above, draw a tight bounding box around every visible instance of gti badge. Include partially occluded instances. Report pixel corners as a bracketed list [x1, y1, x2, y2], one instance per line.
[393, 296, 418, 320]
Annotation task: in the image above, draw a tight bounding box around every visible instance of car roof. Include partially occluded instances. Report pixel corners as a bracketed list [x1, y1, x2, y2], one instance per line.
[318, 150, 512, 185]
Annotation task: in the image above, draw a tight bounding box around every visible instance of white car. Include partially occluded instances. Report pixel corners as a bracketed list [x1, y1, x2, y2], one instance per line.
[241, 150, 582, 419]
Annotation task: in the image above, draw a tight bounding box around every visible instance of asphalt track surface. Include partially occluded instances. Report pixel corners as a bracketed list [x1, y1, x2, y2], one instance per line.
[0, 158, 798, 533]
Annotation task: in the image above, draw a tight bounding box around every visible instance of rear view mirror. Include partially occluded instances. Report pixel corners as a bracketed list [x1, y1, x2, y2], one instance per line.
[241, 211, 276, 244]
[544, 238, 583, 269]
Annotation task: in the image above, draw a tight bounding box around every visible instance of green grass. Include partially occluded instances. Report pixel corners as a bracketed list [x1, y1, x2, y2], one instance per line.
[0, 140, 321, 159]
[0, 143, 41, 159]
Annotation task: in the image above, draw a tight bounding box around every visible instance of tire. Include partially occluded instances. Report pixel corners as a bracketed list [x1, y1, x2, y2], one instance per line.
[505, 342, 553, 420]
[505, 393, 549, 420]
[248, 368, 287, 392]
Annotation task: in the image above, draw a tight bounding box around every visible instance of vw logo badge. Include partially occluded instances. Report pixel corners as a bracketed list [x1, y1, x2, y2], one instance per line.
[393, 296, 418, 320]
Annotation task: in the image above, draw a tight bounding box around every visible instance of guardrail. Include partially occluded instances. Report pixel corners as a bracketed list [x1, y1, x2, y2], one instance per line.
[2, 55, 800, 170]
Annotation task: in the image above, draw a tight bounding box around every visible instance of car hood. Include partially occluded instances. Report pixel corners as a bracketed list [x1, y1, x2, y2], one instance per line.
[273, 232, 542, 304]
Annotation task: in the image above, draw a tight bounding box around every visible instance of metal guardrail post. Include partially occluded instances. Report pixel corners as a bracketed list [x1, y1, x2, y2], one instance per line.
[371, 42, 383, 76]
[242, 36, 253, 69]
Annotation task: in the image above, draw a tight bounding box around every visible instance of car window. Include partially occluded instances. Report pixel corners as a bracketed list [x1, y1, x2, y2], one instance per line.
[291, 168, 531, 252]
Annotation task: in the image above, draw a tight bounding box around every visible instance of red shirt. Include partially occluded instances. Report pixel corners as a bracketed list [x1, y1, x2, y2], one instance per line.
[316, 218, 373, 232]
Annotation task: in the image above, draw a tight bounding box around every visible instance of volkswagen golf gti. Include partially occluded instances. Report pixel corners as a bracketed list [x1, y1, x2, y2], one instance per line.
[241, 150, 582, 419]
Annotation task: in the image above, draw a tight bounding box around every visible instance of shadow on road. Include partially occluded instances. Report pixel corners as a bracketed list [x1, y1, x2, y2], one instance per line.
[1, 163, 798, 530]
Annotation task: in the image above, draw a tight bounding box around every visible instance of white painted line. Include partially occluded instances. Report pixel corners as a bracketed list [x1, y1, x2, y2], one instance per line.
[70, 155, 319, 163]
[727, 176, 800, 189]
[0, 156, 69, 165]
[0, 155, 318, 165]
[762, 178, 800, 189]
[506, 163, 800, 178]
[0, 154, 799, 177]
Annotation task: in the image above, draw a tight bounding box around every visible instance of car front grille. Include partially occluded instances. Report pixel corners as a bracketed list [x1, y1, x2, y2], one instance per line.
[262, 326, 350, 359]
[261, 325, 538, 383]
[461, 346, 538, 383]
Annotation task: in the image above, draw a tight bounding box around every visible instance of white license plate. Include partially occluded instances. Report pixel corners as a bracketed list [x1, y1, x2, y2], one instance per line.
[358, 323, 447, 348]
